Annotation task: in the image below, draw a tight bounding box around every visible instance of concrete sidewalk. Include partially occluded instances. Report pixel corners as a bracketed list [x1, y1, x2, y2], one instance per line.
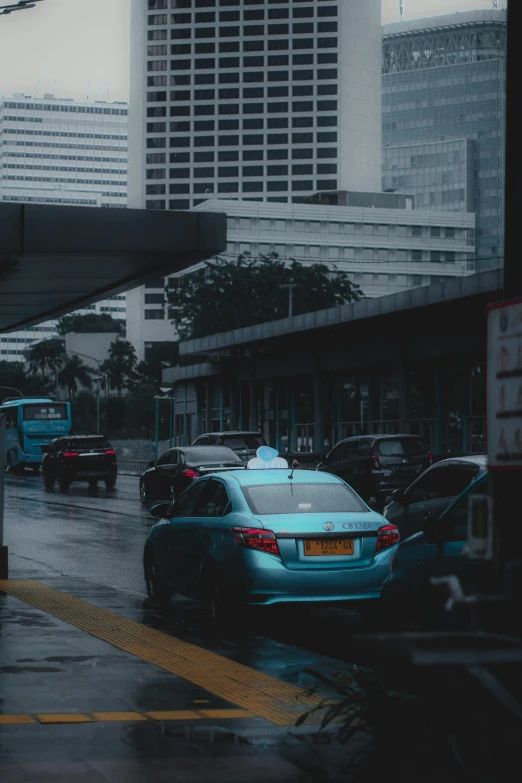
[0, 575, 350, 782]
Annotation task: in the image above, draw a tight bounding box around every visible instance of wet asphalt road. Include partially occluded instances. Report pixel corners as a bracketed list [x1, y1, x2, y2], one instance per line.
[3, 471, 362, 662]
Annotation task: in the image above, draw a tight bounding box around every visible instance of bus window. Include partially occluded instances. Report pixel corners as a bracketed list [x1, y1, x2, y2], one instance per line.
[23, 404, 68, 421]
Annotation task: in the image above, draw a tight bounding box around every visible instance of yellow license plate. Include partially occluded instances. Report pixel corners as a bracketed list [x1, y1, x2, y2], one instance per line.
[303, 539, 354, 556]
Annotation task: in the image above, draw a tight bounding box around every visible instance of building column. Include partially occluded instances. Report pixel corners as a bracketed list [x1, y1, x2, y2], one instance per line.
[205, 380, 211, 433]
[275, 385, 280, 453]
[289, 386, 297, 452]
[398, 364, 409, 433]
[461, 367, 470, 454]
[434, 360, 443, 454]
[313, 372, 322, 454]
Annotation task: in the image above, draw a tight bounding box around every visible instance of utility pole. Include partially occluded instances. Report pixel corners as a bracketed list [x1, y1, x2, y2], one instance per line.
[281, 283, 298, 318]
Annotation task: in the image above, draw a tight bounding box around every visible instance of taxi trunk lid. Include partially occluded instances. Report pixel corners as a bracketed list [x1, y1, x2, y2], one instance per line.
[255, 512, 386, 570]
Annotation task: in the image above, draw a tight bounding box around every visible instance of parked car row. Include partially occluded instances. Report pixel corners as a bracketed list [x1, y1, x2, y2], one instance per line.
[38, 428, 485, 632]
[140, 431, 486, 630]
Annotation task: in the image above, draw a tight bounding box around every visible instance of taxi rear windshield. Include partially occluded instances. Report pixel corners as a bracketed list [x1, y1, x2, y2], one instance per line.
[242, 483, 368, 515]
[23, 404, 68, 421]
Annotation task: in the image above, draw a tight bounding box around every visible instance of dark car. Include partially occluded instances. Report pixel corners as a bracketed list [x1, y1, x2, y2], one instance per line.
[139, 446, 244, 505]
[41, 435, 117, 493]
[192, 431, 266, 463]
[316, 434, 431, 505]
[383, 454, 487, 541]
[381, 471, 489, 630]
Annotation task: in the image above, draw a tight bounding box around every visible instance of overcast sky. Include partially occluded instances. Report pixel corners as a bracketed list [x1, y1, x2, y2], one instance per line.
[0, 0, 506, 103]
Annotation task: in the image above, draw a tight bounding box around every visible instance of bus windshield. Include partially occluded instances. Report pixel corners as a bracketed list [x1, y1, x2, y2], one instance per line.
[22, 404, 68, 422]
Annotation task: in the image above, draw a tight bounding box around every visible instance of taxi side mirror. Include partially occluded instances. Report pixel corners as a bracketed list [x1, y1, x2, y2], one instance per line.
[147, 460, 156, 468]
[390, 488, 406, 505]
[150, 503, 170, 520]
[41, 445, 49, 454]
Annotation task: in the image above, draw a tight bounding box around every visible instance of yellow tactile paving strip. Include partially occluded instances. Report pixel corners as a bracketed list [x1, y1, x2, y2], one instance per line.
[0, 580, 320, 726]
[0, 709, 255, 725]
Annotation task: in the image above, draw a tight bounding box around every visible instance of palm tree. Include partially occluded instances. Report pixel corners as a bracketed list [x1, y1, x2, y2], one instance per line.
[24, 339, 65, 381]
[100, 340, 137, 396]
[57, 355, 93, 399]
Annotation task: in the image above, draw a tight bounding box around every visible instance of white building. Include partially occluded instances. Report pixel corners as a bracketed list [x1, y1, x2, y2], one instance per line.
[127, 0, 383, 359]
[128, 0, 382, 211]
[126, 195, 475, 358]
[0, 94, 128, 361]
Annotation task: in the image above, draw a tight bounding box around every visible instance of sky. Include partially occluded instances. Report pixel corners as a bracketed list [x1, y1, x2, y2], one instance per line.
[0, 0, 506, 104]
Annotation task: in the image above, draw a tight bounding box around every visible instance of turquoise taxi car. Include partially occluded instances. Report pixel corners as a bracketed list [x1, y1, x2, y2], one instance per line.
[143, 467, 399, 622]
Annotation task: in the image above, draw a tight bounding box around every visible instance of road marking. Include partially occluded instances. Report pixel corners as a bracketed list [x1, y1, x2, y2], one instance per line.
[199, 709, 255, 719]
[0, 581, 320, 726]
[146, 710, 201, 721]
[0, 715, 35, 725]
[91, 712, 148, 722]
[0, 709, 255, 725]
[36, 713, 94, 724]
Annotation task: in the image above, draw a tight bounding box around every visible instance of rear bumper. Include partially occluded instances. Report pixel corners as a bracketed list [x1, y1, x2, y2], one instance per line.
[223, 547, 396, 607]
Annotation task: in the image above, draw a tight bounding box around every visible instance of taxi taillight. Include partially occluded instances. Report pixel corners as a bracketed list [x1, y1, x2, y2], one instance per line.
[232, 527, 280, 556]
[376, 524, 400, 553]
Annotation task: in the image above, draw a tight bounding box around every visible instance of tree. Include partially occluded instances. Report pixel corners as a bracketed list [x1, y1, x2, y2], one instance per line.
[57, 355, 93, 399]
[100, 340, 137, 395]
[166, 253, 362, 340]
[0, 360, 53, 400]
[23, 339, 65, 381]
[57, 313, 124, 336]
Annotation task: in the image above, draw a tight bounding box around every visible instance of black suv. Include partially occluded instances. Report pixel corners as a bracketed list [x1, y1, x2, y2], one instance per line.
[316, 434, 431, 504]
[192, 431, 266, 463]
[42, 435, 117, 493]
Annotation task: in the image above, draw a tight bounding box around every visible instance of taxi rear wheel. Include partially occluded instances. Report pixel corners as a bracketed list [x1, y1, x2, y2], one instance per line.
[203, 572, 237, 629]
[144, 554, 172, 607]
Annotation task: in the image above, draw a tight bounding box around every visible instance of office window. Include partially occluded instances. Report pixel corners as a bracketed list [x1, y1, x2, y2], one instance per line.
[243, 182, 263, 192]
[268, 117, 288, 128]
[267, 181, 287, 192]
[218, 150, 238, 161]
[145, 309, 165, 320]
[243, 117, 265, 130]
[292, 164, 312, 175]
[218, 182, 239, 193]
[243, 165, 263, 177]
[219, 166, 239, 177]
[194, 151, 215, 162]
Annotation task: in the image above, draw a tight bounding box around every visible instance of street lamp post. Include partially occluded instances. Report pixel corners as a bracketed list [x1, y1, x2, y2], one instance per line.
[281, 283, 298, 318]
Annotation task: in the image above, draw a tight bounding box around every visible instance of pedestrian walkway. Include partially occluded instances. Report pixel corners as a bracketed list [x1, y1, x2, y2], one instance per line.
[0, 575, 347, 782]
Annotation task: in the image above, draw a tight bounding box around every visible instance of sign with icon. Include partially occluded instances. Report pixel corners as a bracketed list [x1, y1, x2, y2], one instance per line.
[487, 297, 522, 470]
[247, 446, 288, 470]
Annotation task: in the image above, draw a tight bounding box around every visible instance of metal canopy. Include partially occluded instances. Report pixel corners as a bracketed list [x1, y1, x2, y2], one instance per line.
[0, 203, 226, 332]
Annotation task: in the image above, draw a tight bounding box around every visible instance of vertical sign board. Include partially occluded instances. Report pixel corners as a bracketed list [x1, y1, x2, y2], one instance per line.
[487, 298, 522, 471]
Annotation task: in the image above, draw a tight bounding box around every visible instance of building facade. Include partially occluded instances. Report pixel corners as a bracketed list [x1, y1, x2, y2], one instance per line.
[382, 10, 507, 270]
[129, 0, 382, 212]
[162, 269, 501, 456]
[0, 94, 128, 360]
[125, 195, 475, 358]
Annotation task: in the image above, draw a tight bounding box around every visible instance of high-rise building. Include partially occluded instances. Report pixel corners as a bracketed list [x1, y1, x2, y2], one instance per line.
[128, 0, 382, 211]
[0, 94, 129, 361]
[381, 10, 506, 270]
[127, 0, 383, 358]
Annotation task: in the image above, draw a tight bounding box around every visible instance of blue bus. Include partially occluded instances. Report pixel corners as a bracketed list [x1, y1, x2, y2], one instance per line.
[0, 397, 72, 472]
